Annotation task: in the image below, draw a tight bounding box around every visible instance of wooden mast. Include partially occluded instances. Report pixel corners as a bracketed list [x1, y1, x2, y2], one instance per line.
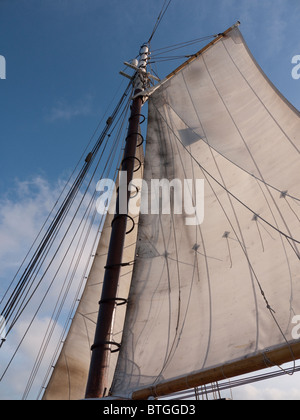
[85, 45, 149, 399]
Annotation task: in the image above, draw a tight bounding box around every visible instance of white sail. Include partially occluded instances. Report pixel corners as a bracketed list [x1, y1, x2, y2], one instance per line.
[43, 146, 144, 400]
[111, 27, 300, 398]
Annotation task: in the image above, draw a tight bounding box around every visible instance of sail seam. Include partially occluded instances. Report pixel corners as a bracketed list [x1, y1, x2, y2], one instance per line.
[180, 71, 260, 349]
[201, 53, 300, 257]
[162, 104, 213, 369]
[163, 100, 300, 264]
[162, 102, 300, 203]
[220, 38, 300, 155]
[152, 100, 300, 355]
[152, 101, 299, 358]
[151, 101, 300, 245]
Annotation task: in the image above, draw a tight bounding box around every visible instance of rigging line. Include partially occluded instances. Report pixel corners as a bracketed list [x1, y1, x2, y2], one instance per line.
[150, 35, 215, 53]
[254, 178, 296, 333]
[148, 0, 172, 44]
[25, 100, 132, 399]
[202, 167, 293, 364]
[11, 96, 131, 334]
[171, 103, 212, 342]
[3, 169, 94, 328]
[1, 118, 129, 384]
[201, 53, 300, 256]
[164, 102, 300, 204]
[150, 55, 189, 61]
[129, 117, 175, 382]
[152, 121, 185, 381]
[150, 46, 211, 60]
[149, 57, 193, 64]
[153, 103, 300, 245]
[203, 52, 300, 257]
[221, 38, 300, 155]
[152, 141, 176, 382]
[3, 123, 128, 346]
[24, 203, 102, 400]
[22, 185, 101, 398]
[181, 70, 260, 344]
[37, 218, 102, 400]
[0, 85, 132, 333]
[153, 103, 298, 355]
[225, 235, 233, 268]
[169, 65, 298, 306]
[152, 107, 213, 377]
[1, 84, 130, 315]
[167, 364, 300, 400]
[0, 185, 70, 307]
[254, 217, 265, 253]
[5, 162, 92, 329]
[1, 191, 99, 382]
[3, 157, 96, 332]
[283, 197, 300, 224]
[0, 82, 127, 308]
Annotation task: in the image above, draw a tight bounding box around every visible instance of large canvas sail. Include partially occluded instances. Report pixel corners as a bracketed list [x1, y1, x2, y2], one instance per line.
[111, 26, 300, 399]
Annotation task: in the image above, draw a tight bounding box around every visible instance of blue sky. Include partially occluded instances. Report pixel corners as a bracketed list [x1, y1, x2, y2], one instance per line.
[1, 0, 300, 191]
[0, 0, 300, 400]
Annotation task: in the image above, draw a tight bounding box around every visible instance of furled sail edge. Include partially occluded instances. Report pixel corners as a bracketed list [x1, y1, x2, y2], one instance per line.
[132, 340, 300, 399]
[42, 145, 144, 400]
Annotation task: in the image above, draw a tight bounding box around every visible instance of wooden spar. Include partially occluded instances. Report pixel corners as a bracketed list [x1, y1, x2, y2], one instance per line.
[166, 21, 240, 81]
[135, 22, 241, 101]
[85, 45, 149, 399]
[132, 340, 300, 399]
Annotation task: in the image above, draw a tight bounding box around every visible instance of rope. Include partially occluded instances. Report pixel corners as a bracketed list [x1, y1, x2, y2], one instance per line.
[150, 99, 300, 367]
[152, 102, 300, 247]
[165, 363, 300, 400]
[0, 86, 133, 395]
[0, 83, 132, 342]
[148, 0, 173, 44]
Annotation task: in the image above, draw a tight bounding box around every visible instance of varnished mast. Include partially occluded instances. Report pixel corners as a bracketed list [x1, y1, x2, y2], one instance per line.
[85, 45, 150, 399]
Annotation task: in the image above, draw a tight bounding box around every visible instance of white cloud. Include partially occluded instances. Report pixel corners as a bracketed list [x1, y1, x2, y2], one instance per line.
[232, 366, 300, 400]
[46, 94, 93, 122]
[0, 316, 64, 400]
[0, 176, 60, 276]
[234, 383, 300, 400]
[0, 175, 99, 399]
[217, 0, 294, 56]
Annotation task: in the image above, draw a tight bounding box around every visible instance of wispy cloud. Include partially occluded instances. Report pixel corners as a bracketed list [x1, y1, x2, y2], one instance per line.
[234, 383, 300, 400]
[0, 176, 60, 275]
[46, 94, 93, 122]
[0, 175, 98, 399]
[218, 0, 295, 56]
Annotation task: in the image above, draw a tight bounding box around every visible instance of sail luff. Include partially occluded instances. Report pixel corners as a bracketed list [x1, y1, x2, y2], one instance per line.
[42, 144, 144, 400]
[132, 340, 300, 399]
